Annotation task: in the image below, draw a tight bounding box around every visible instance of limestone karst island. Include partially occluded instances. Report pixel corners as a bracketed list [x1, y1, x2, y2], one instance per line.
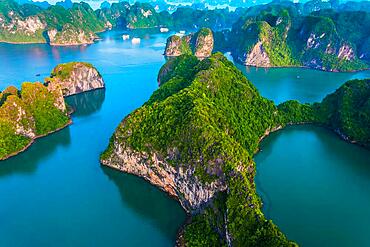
[0, 0, 369, 246]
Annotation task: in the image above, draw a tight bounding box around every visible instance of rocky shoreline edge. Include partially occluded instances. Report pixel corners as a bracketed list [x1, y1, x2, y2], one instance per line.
[100, 118, 369, 246]
[0, 118, 73, 161]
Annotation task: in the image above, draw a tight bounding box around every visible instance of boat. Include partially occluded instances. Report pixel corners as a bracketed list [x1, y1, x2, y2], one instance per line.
[160, 27, 169, 33]
[179, 30, 186, 34]
[131, 38, 141, 44]
[122, 34, 130, 40]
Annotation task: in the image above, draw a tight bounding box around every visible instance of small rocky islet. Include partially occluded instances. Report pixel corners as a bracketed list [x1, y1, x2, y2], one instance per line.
[164, 28, 214, 59]
[0, 62, 104, 160]
[101, 53, 370, 246]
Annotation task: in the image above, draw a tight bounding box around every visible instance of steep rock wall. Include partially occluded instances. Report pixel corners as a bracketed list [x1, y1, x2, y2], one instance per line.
[46, 62, 105, 96]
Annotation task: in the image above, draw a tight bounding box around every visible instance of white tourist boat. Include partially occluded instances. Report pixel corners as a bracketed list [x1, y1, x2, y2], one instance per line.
[131, 38, 141, 44]
[160, 27, 169, 33]
[122, 34, 130, 40]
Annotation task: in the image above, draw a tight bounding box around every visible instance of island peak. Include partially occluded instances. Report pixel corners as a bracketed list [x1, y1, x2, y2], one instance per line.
[45, 62, 105, 96]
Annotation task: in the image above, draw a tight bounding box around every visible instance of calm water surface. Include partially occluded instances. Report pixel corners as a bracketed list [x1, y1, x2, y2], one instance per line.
[237, 63, 370, 104]
[255, 126, 370, 247]
[0, 30, 186, 247]
[232, 54, 370, 246]
[0, 31, 369, 246]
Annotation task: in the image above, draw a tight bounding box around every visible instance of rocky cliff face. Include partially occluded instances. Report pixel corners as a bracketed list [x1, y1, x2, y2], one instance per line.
[336, 44, 355, 61]
[228, 9, 368, 72]
[193, 28, 214, 58]
[164, 35, 185, 57]
[0, 61, 103, 160]
[101, 54, 295, 246]
[0, 0, 105, 45]
[101, 143, 227, 212]
[0, 92, 36, 138]
[244, 41, 271, 67]
[164, 28, 214, 59]
[47, 25, 98, 46]
[46, 62, 105, 96]
[4, 14, 46, 35]
[0, 8, 46, 43]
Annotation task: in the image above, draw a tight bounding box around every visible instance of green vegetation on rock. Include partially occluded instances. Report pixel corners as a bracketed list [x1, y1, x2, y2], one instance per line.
[101, 53, 297, 246]
[0, 82, 69, 160]
[229, 5, 369, 71]
[1, 0, 369, 71]
[47, 62, 93, 81]
[102, 53, 369, 246]
[21, 82, 69, 135]
[280, 79, 370, 148]
[164, 28, 214, 59]
[0, 0, 105, 44]
[314, 79, 370, 147]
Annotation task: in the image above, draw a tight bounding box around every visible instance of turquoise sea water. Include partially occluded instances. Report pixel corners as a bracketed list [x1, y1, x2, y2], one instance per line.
[236, 63, 370, 247]
[0, 31, 369, 246]
[237, 64, 370, 104]
[255, 126, 370, 247]
[0, 31, 186, 247]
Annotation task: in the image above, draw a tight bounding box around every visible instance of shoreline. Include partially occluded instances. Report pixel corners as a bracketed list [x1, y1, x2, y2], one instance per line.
[100, 121, 369, 246]
[0, 39, 94, 46]
[242, 64, 370, 74]
[3, 35, 367, 73]
[233, 58, 370, 73]
[0, 119, 73, 161]
[0, 106, 75, 161]
[165, 54, 370, 73]
[0, 40, 47, 45]
[256, 122, 369, 155]
[101, 160, 191, 246]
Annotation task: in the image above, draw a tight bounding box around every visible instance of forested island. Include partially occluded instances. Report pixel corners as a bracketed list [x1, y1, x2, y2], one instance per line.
[164, 3, 370, 72]
[0, 62, 104, 160]
[0, 0, 238, 45]
[101, 53, 369, 246]
[1, 0, 369, 244]
[1, 0, 369, 72]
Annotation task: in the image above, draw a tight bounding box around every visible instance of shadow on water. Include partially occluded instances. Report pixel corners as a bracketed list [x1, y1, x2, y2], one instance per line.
[101, 166, 186, 239]
[255, 129, 282, 217]
[0, 90, 105, 178]
[65, 89, 106, 117]
[0, 127, 71, 177]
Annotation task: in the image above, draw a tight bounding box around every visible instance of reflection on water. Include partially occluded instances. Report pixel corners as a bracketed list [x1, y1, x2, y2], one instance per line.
[0, 31, 186, 247]
[255, 125, 370, 247]
[65, 89, 106, 117]
[102, 166, 186, 239]
[0, 127, 71, 178]
[235, 64, 370, 104]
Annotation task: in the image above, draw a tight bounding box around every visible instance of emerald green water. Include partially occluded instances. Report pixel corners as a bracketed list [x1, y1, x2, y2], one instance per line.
[236, 64, 370, 246]
[255, 126, 370, 247]
[0, 32, 369, 246]
[236, 64, 370, 104]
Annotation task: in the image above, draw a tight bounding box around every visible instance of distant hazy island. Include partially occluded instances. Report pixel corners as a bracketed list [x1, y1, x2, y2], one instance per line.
[0, 62, 104, 160]
[101, 53, 369, 246]
[164, 3, 370, 72]
[1, 0, 370, 73]
[0, 0, 238, 45]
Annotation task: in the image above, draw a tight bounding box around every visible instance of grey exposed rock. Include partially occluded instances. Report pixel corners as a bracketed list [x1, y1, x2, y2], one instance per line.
[46, 62, 105, 96]
[101, 142, 227, 213]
